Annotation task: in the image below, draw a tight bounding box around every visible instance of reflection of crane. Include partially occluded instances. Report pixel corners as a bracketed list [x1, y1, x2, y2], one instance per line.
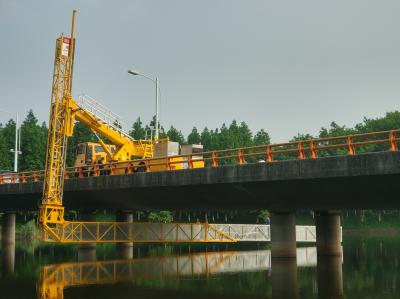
[38, 10, 233, 244]
[37, 248, 318, 299]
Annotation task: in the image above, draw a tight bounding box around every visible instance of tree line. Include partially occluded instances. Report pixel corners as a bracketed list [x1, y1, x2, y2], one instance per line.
[1, 109, 400, 224]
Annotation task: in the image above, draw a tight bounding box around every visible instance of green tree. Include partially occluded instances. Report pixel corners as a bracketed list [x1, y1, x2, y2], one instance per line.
[148, 211, 173, 223]
[19, 110, 47, 171]
[129, 117, 146, 140]
[200, 127, 212, 151]
[166, 126, 185, 144]
[237, 121, 253, 147]
[0, 127, 11, 171]
[187, 127, 201, 144]
[253, 129, 270, 145]
[1, 119, 16, 171]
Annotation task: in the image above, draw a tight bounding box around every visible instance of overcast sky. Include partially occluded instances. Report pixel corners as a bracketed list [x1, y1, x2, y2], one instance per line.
[1, 0, 400, 142]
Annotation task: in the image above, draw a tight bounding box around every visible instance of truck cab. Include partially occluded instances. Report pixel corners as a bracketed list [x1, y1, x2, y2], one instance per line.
[74, 142, 116, 168]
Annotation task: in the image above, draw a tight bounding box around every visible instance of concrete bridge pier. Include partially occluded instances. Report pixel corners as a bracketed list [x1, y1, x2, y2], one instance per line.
[270, 212, 297, 258]
[271, 258, 299, 299]
[317, 255, 343, 299]
[1, 212, 16, 246]
[116, 210, 133, 259]
[78, 211, 96, 261]
[315, 211, 342, 256]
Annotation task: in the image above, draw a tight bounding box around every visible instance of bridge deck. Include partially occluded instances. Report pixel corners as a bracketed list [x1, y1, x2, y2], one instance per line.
[1, 151, 400, 211]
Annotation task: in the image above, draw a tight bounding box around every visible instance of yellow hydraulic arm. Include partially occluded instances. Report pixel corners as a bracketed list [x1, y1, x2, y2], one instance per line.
[65, 96, 153, 161]
[39, 10, 235, 244]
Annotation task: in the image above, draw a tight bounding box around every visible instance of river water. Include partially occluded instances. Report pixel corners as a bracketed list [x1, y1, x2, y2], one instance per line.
[0, 235, 399, 298]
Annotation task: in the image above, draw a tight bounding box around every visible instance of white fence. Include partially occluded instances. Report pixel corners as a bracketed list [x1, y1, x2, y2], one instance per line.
[211, 224, 341, 242]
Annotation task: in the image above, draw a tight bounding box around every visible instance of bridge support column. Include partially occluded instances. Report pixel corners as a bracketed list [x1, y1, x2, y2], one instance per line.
[116, 210, 133, 259]
[271, 258, 299, 299]
[315, 211, 342, 256]
[270, 212, 296, 258]
[78, 211, 96, 261]
[317, 255, 343, 299]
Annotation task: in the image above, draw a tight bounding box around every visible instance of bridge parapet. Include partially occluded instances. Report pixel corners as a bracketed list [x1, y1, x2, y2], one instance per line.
[1, 129, 399, 185]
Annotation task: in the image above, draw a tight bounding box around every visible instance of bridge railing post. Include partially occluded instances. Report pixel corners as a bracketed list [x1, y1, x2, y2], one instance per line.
[310, 141, 318, 158]
[238, 149, 245, 165]
[298, 142, 305, 159]
[389, 131, 398, 151]
[266, 145, 273, 162]
[211, 152, 218, 167]
[347, 136, 355, 155]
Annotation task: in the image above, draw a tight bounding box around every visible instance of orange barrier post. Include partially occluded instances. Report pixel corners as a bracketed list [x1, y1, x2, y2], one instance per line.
[347, 137, 355, 155]
[266, 145, 273, 162]
[298, 142, 305, 160]
[389, 131, 398, 152]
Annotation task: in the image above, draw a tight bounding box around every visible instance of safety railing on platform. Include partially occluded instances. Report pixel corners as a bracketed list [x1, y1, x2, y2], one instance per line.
[1, 129, 399, 184]
[42, 221, 237, 243]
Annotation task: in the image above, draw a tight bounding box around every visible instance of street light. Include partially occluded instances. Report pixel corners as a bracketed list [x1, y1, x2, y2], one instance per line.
[0, 109, 21, 172]
[127, 69, 160, 141]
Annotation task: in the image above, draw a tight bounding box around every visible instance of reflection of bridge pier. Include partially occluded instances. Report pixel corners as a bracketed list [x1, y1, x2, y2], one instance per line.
[317, 254, 343, 299]
[1, 243, 15, 277]
[1, 212, 15, 276]
[271, 258, 299, 299]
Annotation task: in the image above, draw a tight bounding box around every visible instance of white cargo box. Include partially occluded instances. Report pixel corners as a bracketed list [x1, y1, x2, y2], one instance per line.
[154, 140, 180, 158]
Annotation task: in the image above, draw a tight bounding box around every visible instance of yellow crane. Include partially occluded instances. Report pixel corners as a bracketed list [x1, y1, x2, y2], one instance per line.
[38, 10, 235, 244]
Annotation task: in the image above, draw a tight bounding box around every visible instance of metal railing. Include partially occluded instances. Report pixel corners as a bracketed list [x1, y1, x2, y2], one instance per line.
[77, 94, 134, 141]
[1, 129, 399, 185]
[42, 221, 237, 243]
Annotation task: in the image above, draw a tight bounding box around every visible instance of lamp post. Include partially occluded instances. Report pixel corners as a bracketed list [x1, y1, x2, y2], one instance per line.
[0, 110, 20, 172]
[127, 69, 160, 141]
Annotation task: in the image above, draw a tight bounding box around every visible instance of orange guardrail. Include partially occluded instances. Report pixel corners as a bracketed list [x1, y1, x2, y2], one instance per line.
[1, 129, 399, 184]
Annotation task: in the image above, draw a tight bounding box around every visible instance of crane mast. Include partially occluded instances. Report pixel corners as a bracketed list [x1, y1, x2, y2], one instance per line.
[39, 10, 77, 240]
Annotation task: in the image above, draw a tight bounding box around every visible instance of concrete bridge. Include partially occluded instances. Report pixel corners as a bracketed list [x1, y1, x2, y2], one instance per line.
[0, 151, 399, 211]
[1, 127, 400, 260]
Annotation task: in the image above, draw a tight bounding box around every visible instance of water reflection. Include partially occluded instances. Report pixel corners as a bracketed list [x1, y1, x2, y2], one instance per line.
[271, 258, 299, 299]
[1, 243, 15, 277]
[317, 255, 343, 299]
[38, 247, 318, 299]
[77, 247, 97, 262]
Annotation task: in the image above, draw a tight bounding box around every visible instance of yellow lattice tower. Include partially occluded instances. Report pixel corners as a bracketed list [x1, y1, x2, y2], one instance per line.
[39, 10, 76, 241]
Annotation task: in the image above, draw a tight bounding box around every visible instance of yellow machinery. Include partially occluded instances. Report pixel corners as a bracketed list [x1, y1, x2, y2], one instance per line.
[74, 142, 115, 167]
[39, 10, 232, 244]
